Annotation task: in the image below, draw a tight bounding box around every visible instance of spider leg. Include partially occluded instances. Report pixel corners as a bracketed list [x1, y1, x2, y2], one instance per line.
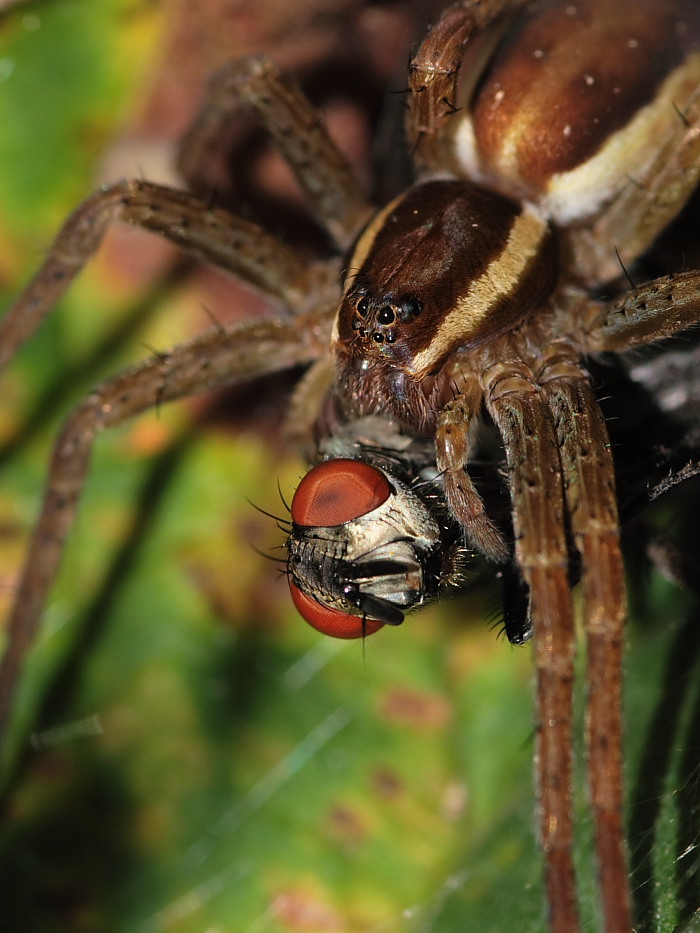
[407, 0, 529, 174]
[582, 267, 700, 353]
[178, 55, 371, 249]
[0, 179, 334, 371]
[434, 382, 509, 561]
[570, 83, 700, 284]
[0, 308, 329, 747]
[483, 359, 579, 933]
[543, 356, 631, 933]
[285, 357, 335, 457]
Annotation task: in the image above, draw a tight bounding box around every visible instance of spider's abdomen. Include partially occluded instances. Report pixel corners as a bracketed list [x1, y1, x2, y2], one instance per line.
[448, 0, 700, 224]
[333, 179, 557, 402]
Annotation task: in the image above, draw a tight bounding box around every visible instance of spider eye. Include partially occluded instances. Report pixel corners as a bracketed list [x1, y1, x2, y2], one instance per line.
[400, 295, 423, 319]
[289, 583, 384, 639]
[291, 458, 391, 527]
[356, 296, 370, 316]
[377, 306, 395, 325]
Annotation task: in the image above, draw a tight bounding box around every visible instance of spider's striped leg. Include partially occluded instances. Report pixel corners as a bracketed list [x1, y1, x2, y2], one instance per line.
[406, 0, 528, 172]
[484, 360, 580, 933]
[543, 360, 631, 933]
[0, 308, 330, 752]
[284, 357, 335, 457]
[0, 179, 334, 372]
[178, 55, 371, 249]
[583, 267, 700, 354]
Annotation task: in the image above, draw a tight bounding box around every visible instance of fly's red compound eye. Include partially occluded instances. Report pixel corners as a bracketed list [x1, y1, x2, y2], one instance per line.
[289, 583, 385, 639]
[291, 458, 391, 527]
[289, 459, 392, 638]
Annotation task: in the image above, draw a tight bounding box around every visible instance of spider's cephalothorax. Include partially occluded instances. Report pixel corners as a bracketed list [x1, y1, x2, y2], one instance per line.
[3, 2, 700, 933]
[333, 179, 558, 431]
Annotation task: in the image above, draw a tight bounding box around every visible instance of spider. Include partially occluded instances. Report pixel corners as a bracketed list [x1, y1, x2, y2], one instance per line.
[2, 0, 700, 931]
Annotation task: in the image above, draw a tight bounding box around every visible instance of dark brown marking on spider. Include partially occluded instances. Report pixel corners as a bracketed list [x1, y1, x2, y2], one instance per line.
[470, 0, 700, 190]
[333, 179, 557, 428]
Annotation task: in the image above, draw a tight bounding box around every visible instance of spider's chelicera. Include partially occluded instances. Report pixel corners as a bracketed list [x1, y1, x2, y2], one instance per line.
[2, 2, 700, 932]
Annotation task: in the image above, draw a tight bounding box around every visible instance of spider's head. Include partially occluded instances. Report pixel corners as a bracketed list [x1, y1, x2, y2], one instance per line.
[332, 179, 558, 423]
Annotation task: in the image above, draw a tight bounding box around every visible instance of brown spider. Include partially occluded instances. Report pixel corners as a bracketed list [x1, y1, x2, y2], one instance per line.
[2, 1, 700, 931]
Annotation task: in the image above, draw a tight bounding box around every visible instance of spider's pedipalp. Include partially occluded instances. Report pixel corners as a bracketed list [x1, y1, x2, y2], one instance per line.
[435, 382, 509, 562]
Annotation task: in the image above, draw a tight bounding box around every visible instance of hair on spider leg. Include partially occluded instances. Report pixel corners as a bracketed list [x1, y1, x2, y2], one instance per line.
[200, 301, 227, 334]
[614, 246, 637, 290]
[139, 342, 171, 363]
[672, 99, 692, 130]
[204, 186, 223, 213]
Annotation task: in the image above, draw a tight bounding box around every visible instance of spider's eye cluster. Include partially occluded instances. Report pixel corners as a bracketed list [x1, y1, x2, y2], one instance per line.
[349, 290, 424, 349]
[289, 459, 391, 638]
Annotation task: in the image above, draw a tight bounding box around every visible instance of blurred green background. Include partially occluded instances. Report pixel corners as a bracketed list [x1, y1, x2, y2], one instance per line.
[0, 1, 699, 931]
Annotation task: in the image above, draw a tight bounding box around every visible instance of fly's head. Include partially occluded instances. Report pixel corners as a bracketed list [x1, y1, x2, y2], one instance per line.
[286, 454, 466, 639]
